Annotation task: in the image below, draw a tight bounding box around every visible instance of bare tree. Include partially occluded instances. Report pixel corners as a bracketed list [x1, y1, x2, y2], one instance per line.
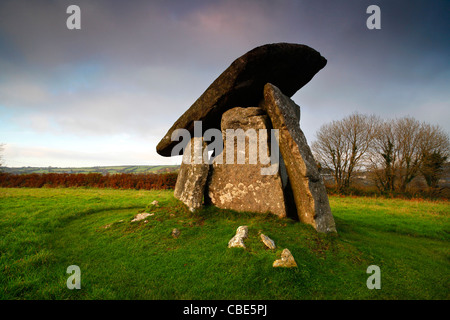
[369, 119, 397, 192]
[369, 117, 449, 193]
[419, 124, 450, 189]
[312, 113, 379, 192]
[313, 112, 449, 194]
[395, 117, 424, 192]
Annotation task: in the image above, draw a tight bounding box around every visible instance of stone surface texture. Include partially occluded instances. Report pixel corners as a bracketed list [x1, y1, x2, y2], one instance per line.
[260, 233, 276, 250]
[228, 226, 249, 248]
[206, 107, 287, 217]
[174, 137, 209, 212]
[273, 248, 297, 268]
[261, 83, 336, 233]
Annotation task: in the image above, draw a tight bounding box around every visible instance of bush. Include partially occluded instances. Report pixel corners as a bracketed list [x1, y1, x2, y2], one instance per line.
[0, 172, 178, 190]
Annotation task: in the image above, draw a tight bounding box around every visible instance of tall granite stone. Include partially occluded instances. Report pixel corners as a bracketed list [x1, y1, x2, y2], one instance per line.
[156, 43, 326, 157]
[206, 107, 287, 217]
[174, 137, 209, 212]
[261, 83, 336, 233]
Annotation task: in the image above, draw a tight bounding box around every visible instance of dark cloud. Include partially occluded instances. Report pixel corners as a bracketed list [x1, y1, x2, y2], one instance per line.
[0, 0, 449, 166]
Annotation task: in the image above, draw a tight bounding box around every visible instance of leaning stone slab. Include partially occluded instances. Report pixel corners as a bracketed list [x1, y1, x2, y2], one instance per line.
[174, 137, 209, 212]
[157, 43, 327, 156]
[261, 83, 336, 233]
[228, 226, 249, 249]
[273, 248, 297, 268]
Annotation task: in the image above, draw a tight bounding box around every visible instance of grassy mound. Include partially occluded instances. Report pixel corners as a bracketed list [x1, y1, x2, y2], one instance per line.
[0, 188, 448, 299]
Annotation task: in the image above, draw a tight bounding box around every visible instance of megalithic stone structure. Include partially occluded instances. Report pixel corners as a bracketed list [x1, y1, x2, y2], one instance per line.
[261, 83, 336, 233]
[156, 43, 326, 157]
[156, 43, 337, 233]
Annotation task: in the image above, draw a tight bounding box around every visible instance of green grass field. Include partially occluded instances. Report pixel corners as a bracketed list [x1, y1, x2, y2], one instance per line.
[0, 188, 448, 300]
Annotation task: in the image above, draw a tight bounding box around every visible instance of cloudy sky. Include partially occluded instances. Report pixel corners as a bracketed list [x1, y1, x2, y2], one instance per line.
[1, 0, 449, 167]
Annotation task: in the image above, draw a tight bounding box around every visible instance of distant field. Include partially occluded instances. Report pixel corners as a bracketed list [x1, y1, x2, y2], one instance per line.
[0, 188, 448, 300]
[1, 165, 180, 175]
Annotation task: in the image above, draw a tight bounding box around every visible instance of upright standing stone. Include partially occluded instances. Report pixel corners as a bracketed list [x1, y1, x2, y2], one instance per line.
[206, 107, 287, 217]
[174, 137, 209, 212]
[261, 83, 336, 233]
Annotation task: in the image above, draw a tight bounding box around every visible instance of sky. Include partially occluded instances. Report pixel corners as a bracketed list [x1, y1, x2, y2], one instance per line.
[0, 0, 449, 167]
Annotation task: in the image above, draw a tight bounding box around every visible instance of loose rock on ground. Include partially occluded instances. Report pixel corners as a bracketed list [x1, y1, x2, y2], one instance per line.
[228, 226, 249, 248]
[273, 248, 297, 268]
